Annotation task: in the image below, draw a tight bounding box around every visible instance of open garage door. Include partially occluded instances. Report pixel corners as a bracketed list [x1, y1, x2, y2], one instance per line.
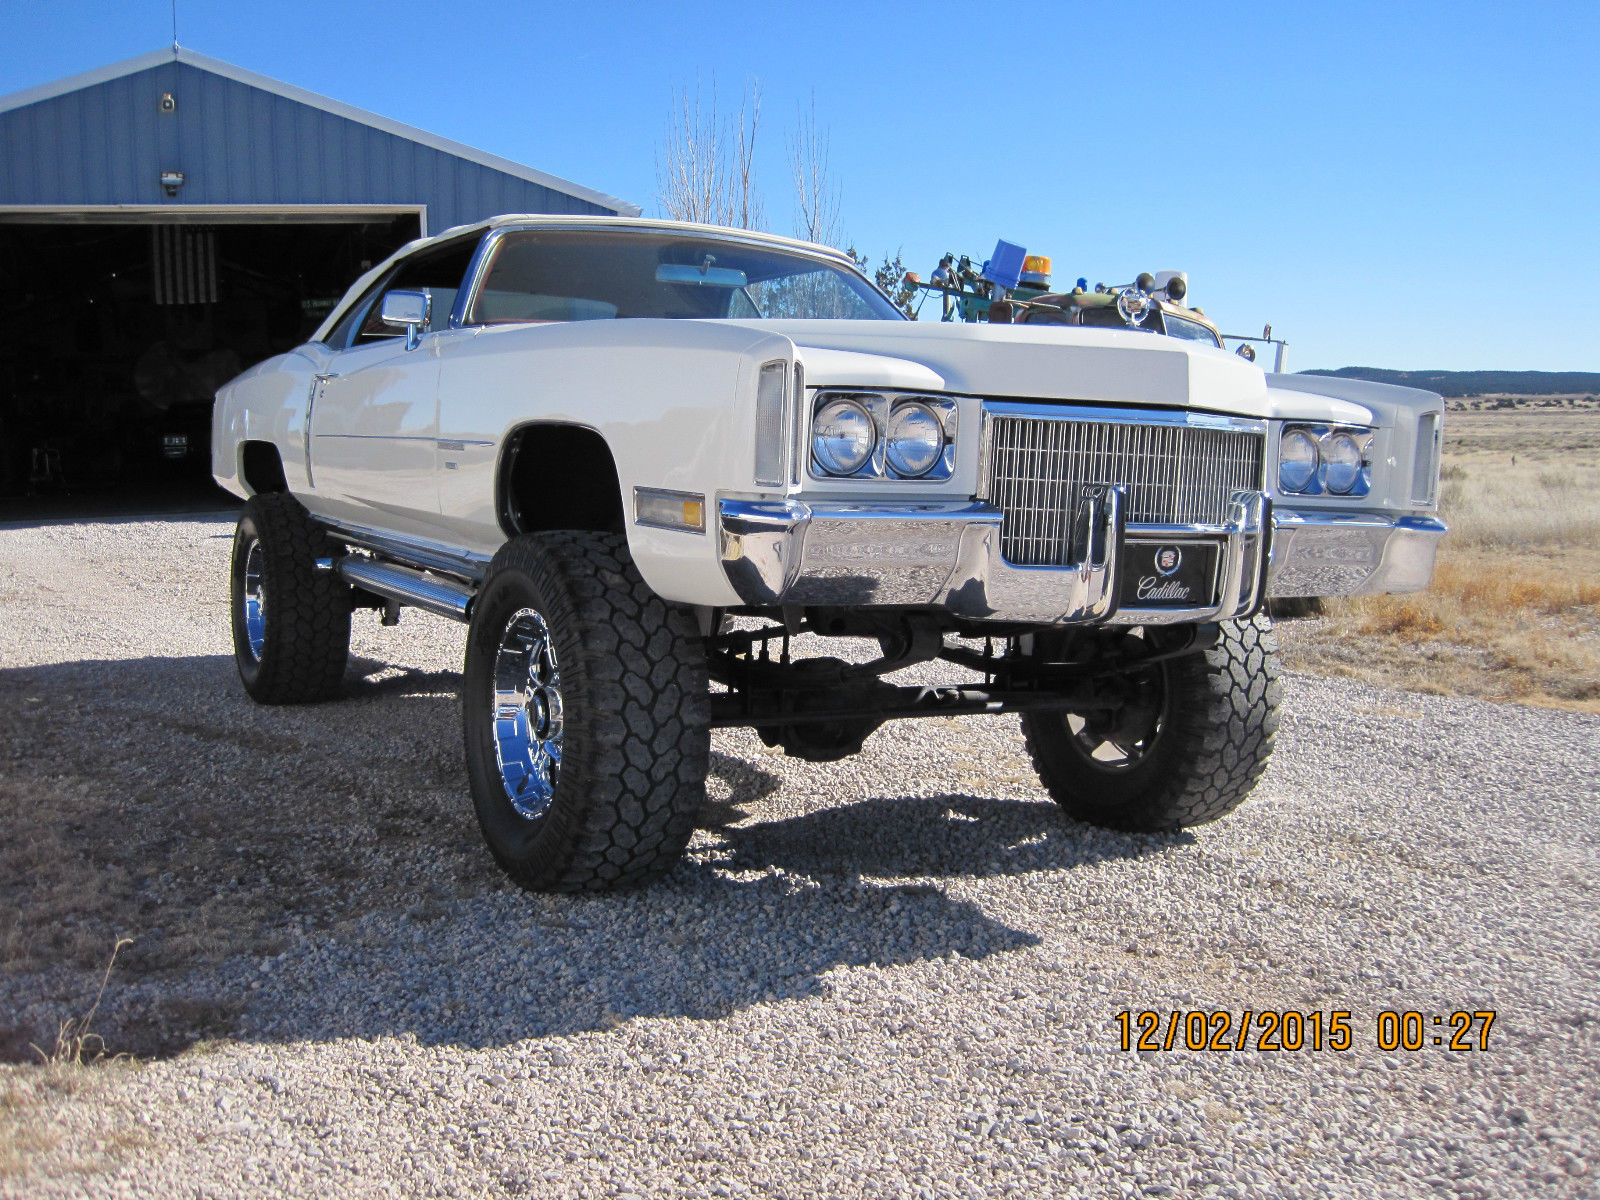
[0, 207, 421, 507]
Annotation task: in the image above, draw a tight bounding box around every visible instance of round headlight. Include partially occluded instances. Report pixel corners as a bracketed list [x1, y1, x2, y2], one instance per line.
[1322, 432, 1363, 494]
[812, 398, 876, 476]
[884, 402, 944, 477]
[1278, 428, 1319, 493]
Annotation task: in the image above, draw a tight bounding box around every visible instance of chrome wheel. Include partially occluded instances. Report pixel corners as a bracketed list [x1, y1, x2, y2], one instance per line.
[491, 607, 564, 819]
[240, 537, 266, 661]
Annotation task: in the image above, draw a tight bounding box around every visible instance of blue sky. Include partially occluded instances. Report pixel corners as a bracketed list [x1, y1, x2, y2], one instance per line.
[3, 0, 1596, 371]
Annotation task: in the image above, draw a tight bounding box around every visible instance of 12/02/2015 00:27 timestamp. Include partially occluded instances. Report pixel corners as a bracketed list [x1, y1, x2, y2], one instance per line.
[1115, 1010, 1497, 1053]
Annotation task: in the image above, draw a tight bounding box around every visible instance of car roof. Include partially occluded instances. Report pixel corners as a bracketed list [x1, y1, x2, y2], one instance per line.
[313, 215, 860, 343]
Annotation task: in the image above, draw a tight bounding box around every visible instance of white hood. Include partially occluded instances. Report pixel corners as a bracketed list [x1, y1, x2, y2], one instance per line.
[727, 320, 1272, 419]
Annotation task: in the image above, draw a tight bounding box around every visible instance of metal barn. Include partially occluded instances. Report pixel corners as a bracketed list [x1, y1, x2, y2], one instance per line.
[0, 47, 639, 498]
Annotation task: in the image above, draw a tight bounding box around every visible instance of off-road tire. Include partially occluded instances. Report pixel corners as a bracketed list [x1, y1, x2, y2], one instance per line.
[230, 493, 351, 704]
[462, 532, 710, 892]
[1022, 615, 1281, 831]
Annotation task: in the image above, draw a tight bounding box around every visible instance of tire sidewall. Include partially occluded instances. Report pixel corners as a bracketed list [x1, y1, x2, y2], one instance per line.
[1023, 615, 1280, 832]
[230, 510, 266, 690]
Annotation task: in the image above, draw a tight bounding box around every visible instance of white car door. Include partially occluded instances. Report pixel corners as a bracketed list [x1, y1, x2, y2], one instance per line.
[306, 236, 481, 539]
[308, 332, 442, 536]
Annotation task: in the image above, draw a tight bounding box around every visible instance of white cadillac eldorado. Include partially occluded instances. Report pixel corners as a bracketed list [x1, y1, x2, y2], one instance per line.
[212, 215, 1446, 892]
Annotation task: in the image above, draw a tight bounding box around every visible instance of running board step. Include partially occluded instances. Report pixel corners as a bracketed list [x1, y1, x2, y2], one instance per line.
[336, 557, 476, 623]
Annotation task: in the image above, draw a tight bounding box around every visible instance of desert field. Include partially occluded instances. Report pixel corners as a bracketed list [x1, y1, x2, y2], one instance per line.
[1277, 398, 1600, 711]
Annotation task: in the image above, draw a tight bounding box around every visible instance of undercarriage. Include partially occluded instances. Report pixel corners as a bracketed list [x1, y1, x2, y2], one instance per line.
[704, 608, 1220, 761]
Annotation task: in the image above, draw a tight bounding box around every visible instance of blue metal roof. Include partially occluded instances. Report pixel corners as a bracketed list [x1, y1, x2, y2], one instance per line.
[0, 48, 640, 230]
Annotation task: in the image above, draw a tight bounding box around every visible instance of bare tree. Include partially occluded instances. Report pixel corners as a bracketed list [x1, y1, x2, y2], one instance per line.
[656, 83, 721, 225]
[730, 84, 762, 231]
[656, 78, 764, 229]
[789, 95, 841, 247]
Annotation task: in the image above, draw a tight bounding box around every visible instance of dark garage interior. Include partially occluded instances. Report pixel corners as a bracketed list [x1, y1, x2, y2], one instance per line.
[0, 46, 635, 520]
[0, 213, 418, 511]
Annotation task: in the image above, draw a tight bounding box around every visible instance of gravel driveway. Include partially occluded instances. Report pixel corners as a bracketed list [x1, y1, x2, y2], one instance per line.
[2, 514, 1597, 1199]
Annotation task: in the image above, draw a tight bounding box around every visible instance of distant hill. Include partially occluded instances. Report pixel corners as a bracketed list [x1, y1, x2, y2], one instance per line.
[1300, 368, 1600, 397]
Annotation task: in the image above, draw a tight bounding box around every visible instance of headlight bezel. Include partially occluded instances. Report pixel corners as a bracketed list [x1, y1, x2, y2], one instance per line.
[1275, 422, 1375, 498]
[808, 390, 957, 482]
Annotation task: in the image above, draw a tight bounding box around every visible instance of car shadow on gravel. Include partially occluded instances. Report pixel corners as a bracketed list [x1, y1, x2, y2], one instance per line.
[703, 752, 1194, 881]
[1, 656, 1180, 1060]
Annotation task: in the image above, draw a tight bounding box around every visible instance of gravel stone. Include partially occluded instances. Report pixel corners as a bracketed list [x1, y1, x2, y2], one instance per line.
[0, 513, 1597, 1200]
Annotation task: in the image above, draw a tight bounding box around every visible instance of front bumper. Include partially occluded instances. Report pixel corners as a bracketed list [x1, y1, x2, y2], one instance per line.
[1267, 508, 1447, 598]
[717, 493, 1445, 625]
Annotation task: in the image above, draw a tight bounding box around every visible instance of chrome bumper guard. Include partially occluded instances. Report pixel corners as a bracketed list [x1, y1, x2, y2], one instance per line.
[717, 492, 1445, 625]
[719, 488, 1273, 626]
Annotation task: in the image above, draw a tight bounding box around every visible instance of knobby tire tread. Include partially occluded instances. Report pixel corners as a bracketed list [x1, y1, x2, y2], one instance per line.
[232, 493, 351, 705]
[466, 532, 709, 892]
[1022, 614, 1282, 831]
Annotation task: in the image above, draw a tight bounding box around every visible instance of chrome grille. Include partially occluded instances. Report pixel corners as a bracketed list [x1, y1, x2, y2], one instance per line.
[986, 413, 1265, 565]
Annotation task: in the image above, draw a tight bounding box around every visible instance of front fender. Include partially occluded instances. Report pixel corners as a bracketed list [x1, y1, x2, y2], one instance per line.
[211, 346, 332, 500]
[1266, 374, 1445, 516]
[433, 320, 795, 606]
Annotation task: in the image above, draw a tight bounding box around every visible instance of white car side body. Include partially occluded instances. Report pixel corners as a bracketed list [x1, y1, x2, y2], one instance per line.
[212, 216, 1445, 617]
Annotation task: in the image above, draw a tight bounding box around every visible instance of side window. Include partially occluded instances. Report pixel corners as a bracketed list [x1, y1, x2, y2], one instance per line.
[466, 232, 621, 324]
[351, 238, 482, 344]
[324, 271, 396, 349]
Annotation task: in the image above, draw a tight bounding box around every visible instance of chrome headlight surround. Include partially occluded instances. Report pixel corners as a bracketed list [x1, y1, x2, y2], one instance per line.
[808, 390, 957, 481]
[1276, 423, 1375, 498]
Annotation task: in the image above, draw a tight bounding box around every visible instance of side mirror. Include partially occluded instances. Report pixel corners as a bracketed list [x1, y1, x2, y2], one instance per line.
[1236, 344, 1257, 362]
[381, 289, 431, 351]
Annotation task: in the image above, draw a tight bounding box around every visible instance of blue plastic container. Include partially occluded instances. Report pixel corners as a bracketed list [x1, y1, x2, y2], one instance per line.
[979, 240, 1027, 290]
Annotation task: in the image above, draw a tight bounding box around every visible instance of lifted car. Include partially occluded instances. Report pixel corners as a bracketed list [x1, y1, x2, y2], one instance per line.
[213, 216, 1446, 892]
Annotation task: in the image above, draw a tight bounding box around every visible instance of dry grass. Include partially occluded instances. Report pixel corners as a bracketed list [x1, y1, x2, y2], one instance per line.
[0, 1064, 155, 1182]
[30, 938, 133, 1068]
[0, 1089, 63, 1178]
[1278, 403, 1600, 710]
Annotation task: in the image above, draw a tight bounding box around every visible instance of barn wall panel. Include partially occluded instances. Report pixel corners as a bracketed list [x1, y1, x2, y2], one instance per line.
[0, 61, 627, 224]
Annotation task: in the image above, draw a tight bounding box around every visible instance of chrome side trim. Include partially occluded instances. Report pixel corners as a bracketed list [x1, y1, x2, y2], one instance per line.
[318, 518, 492, 583]
[305, 372, 338, 488]
[314, 433, 441, 442]
[337, 557, 475, 622]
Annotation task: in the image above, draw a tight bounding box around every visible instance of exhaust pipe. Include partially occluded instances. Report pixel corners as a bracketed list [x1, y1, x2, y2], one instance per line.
[336, 557, 475, 623]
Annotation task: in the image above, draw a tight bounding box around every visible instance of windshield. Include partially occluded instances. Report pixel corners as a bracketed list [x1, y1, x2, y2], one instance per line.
[1161, 311, 1222, 347]
[468, 229, 901, 324]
